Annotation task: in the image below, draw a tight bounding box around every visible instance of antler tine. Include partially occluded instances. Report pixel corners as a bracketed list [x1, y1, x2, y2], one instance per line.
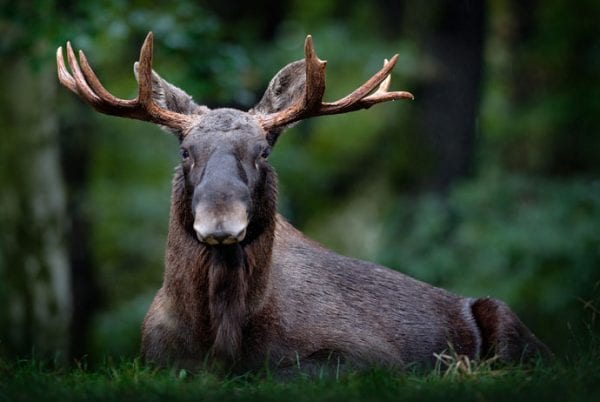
[258, 36, 413, 132]
[65, 41, 103, 107]
[378, 59, 393, 92]
[303, 35, 327, 112]
[137, 32, 155, 108]
[56, 46, 79, 94]
[56, 32, 194, 132]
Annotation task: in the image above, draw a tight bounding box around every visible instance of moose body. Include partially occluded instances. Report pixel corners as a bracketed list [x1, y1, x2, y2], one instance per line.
[57, 33, 549, 373]
[145, 208, 484, 371]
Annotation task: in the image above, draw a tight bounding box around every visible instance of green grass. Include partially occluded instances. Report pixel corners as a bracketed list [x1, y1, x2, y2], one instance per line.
[1, 346, 599, 402]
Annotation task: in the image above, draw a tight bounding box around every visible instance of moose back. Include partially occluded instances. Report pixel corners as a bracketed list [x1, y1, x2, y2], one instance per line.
[57, 32, 550, 373]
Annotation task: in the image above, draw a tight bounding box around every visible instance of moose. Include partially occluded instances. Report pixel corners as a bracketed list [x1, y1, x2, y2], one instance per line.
[57, 32, 549, 374]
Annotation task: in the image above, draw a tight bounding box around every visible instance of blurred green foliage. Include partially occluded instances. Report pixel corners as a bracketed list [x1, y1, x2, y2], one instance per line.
[0, 0, 598, 362]
[481, 0, 600, 174]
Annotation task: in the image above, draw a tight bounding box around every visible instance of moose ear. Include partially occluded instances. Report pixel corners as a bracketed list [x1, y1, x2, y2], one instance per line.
[133, 62, 209, 131]
[249, 60, 306, 142]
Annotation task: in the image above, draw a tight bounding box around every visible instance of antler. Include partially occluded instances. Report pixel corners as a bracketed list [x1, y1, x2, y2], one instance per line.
[56, 32, 194, 132]
[256, 35, 414, 132]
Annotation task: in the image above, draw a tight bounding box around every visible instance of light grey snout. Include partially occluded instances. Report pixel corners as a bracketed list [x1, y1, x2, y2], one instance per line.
[193, 201, 248, 245]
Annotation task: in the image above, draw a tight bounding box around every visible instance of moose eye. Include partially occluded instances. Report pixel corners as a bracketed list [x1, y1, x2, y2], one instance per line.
[180, 148, 190, 160]
[260, 147, 272, 159]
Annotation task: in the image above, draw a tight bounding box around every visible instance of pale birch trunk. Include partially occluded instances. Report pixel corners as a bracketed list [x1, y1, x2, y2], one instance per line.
[0, 56, 72, 358]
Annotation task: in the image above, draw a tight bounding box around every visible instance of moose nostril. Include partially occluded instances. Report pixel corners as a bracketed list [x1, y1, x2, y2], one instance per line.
[235, 227, 246, 240]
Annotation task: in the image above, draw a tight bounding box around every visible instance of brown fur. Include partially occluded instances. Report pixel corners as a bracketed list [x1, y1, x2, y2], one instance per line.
[141, 168, 551, 372]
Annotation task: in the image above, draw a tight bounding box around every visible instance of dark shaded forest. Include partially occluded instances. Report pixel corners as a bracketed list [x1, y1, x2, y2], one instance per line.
[0, 0, 598, 364]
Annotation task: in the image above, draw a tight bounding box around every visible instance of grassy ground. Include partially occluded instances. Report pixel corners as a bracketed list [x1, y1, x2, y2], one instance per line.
[1, 343, 599, 402]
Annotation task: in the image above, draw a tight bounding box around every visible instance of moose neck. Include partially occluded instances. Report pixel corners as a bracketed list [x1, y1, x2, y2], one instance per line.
[163, 166, 277, 361]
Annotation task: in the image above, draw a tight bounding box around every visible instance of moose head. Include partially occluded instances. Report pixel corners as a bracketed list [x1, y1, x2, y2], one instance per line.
[57, 32, 413, 247]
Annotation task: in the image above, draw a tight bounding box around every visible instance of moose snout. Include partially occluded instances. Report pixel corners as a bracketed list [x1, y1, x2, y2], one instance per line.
[193, 201, 248, 245]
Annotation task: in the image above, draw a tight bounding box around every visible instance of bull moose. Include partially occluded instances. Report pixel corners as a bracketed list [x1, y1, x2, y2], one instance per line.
[56, 32, 549, 374]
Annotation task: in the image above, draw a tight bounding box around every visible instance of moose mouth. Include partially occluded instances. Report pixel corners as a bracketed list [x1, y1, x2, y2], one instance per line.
[196, 228, 247, 245]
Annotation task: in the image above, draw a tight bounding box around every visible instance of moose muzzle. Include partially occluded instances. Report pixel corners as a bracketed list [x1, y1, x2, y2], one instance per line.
[193, 201, 249, 245]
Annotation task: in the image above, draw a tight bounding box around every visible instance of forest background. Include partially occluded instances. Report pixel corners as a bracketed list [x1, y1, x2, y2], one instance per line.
[0, 0, 598, 365]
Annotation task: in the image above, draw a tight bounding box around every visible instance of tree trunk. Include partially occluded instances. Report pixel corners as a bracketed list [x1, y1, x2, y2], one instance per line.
[415, 0, 486, 192]
[0, 57, 72, 359]
[58, 100, 100, 361]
